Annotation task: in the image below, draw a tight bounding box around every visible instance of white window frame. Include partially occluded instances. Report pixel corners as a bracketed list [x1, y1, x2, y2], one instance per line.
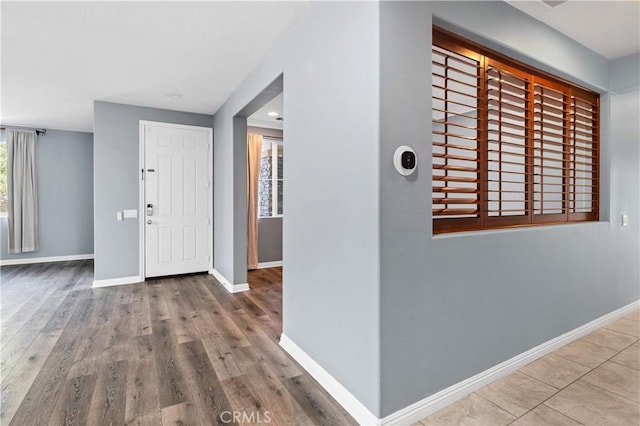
[258, 137, 283, 219]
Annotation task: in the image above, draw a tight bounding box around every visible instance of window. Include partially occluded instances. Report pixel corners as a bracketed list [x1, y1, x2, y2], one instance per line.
[258, 138, 283, 217]
[0, 140, 6, 216]
[432, 27, 599, 234]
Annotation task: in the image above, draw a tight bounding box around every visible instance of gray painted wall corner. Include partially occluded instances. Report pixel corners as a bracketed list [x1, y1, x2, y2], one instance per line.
[610, 53, 640, 92]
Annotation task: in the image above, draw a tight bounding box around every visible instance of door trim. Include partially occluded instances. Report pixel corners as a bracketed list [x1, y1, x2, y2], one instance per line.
[138, 120, 213, 281]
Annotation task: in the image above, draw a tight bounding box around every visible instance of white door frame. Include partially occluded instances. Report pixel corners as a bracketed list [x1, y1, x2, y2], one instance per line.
[138, 120, 213, 281]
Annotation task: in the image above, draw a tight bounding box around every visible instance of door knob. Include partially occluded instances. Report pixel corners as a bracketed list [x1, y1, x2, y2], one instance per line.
[147, 220, 152, 225]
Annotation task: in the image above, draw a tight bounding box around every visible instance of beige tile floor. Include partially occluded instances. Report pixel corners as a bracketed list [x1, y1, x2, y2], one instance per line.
[416, 309, 640, 426]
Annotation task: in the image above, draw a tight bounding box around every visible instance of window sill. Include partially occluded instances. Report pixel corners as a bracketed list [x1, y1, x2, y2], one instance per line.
[258, 215, 283, 219]
[433, 220, 609, 240]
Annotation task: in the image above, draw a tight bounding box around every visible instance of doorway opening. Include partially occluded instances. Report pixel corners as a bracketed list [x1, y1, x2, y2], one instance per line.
[228, 74, 287, 293]
[247, 92, 283, 272]
[240, 81, 284, 332]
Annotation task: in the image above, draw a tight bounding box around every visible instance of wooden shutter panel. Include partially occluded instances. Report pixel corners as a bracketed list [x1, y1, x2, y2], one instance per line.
[486, 60, 531, 227]
[569, 91, 599, 221]
[432, 43, 482, 233]
[533, 79, 570, 223]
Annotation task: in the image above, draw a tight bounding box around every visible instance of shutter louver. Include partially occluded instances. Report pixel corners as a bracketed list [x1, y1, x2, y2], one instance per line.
[486, 62, 531, 226]
[432, 44, 482, 231]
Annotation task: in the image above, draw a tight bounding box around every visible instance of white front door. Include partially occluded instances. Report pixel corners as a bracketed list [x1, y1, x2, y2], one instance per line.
[143, 123, 211, 278]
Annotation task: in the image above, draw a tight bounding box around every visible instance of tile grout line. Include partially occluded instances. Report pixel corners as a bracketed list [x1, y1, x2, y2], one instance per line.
[601, 324, 640, 340]
[574, 364, 640, 406]
[506, 337, 640, 424]
[552, 336, 639, 368]
[422, 313, 640, 426]
[471, 364, 568, 420]
[472, 391, 520, 420]
[504, 403, 584, 426]
[608, 355, 640, 372]
[494, 371, 567, 425]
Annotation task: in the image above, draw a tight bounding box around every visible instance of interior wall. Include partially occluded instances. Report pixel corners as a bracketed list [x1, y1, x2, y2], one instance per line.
[610, 53, 640, 92]
[609, 52, 640, 288]
[212, 1, 381, 416]
[0, 127, 93, 261]
[258, 217, 282, 264]
[379, 1, 639, 416]
[93, 101, 212, 281]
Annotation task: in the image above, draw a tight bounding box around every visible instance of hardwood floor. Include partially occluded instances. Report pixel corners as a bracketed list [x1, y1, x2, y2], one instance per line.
[0, 261, 355, 426]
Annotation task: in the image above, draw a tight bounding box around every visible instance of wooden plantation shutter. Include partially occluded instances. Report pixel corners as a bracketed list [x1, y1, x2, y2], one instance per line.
[486, 59, 531, 227]
[569, 91, 599, 221]
[533, 78, 569, 223]
[432, 27, 599, 234]
[431, 40, 482, 232]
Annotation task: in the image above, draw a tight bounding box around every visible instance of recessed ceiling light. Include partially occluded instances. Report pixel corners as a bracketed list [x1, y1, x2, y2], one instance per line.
[166, 93, 182, 99]
[267, 111, 279, 117]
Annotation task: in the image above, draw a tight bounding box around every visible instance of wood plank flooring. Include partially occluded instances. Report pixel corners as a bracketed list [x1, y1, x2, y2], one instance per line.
[0, 261, 355, 426]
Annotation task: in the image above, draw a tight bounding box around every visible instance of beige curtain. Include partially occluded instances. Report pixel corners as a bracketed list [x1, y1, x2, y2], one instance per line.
[247, 134, 263, 270]
[7, 129, 38, 253]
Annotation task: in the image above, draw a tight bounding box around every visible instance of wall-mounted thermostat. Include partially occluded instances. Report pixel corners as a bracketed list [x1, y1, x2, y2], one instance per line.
[393, 145, 417, 176]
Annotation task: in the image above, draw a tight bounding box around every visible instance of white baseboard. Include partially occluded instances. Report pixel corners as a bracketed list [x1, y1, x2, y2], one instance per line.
[1, 253, 94, 266]
[379, 299, 640, 425]
[92, 275, 143, 288]
[279, 334, 379, 425]
[279, 300, 639, 426]
[257, 260, 283, 269]
[210, 268, 250, 293]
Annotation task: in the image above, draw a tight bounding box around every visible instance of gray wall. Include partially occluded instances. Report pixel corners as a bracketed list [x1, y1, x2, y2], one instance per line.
[93, 101, 212, 281]
[609, 52, 640, 288]
[1, 127, 93, 261]
[610, 53, 640, 92]
[249, 126, 283, 264]
[212, 1, 381, 415]
[379, 1, 640, 416]
[258, 218, 282, 263]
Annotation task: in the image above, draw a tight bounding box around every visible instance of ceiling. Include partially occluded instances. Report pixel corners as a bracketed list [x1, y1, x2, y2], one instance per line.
[248, 93, 283, 130]
[507, 0, 640, 60]
[0, 1, 308, 132]
[1, 1, 638, 133]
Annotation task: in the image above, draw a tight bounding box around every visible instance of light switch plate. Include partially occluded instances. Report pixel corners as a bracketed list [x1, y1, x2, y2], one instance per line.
[116, 211, 123, 221]
[622, 214, 629, 227]
[123, 209, 138, 219]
